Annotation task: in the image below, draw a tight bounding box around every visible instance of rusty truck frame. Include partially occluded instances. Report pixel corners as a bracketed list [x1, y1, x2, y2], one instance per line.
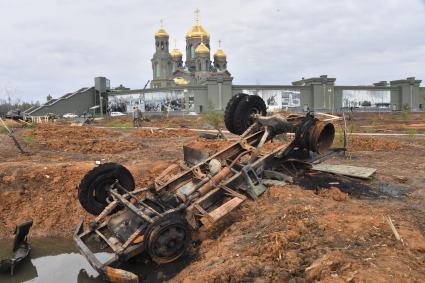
[74, 94, 336, 282]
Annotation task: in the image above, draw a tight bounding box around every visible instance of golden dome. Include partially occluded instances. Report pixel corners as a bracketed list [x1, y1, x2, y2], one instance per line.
[155, 20, 169, 37]
[155, 28, 169, 38]
[170, 47, 182, 58]
[170, 39, 182, 58]
[214, 48, 226, 58]
[195, 42, 209, 54]
[186, 9, 209, 39]
[174, 77, 189, 85]
[186, 23, 210, 39]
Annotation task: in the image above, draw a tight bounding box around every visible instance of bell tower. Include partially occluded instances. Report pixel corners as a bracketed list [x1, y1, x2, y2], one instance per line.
[170, 39, 183, 72]
[151, 20, 173, 88]
[214, 40, 227, 71]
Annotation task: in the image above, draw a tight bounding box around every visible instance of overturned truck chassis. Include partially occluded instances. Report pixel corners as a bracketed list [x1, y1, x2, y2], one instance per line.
[74, 111, 335, 283]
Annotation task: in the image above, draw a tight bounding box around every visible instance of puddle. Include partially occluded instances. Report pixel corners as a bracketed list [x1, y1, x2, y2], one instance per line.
[0, 237, 195, 283]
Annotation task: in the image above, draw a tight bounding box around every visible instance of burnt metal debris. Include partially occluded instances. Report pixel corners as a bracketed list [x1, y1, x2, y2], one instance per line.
[0, 219, 33, 275]
[74, 94, 337, 283]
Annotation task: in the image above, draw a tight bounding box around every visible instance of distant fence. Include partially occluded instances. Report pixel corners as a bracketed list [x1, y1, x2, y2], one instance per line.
[30, 116, 52, 124]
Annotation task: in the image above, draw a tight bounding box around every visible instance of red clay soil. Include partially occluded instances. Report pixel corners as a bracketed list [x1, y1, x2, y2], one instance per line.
[186, 138, 234, 154]
[172, 185, 425, 283]
[0, 161, 95, 237]
[100, 115, 212, 129]
[132, 128, 196, 138]
[25, 124, 143, 154]
[347, 136, 404, 152]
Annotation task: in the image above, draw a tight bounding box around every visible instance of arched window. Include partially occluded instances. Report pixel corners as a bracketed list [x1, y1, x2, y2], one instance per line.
[168, 62, 172, 76]
[160, 41, 164, 50]
[155, 63, 160, 77]
[191, 45, 195, 59]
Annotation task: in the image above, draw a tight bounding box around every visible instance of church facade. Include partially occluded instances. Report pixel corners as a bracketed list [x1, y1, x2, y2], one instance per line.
[150, 11, 232, 88]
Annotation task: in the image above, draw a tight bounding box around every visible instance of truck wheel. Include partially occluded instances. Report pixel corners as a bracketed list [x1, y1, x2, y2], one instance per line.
[232, 95, 267, 135]
[145, 214, 191, 264]
[78, 163, 135, 215]
[224, 93, 248, 134]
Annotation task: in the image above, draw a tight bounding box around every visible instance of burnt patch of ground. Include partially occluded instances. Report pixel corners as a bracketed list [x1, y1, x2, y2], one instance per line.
[296, 173, 413, 199]
[296, 173, 382, 198]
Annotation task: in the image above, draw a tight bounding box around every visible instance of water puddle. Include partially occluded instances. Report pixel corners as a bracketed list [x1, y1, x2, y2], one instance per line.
[0, 237, 194, 283]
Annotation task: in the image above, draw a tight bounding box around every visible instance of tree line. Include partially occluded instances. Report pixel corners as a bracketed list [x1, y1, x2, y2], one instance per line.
[0, 89, 41, 115]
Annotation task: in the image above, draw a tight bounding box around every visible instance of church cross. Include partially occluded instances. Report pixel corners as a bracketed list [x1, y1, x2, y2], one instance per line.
[195, 8, 200, 23]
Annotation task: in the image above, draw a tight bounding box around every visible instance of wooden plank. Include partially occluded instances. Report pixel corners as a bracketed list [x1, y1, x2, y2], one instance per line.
[312, 164, 376, 179]
[200, 197, 244, 228]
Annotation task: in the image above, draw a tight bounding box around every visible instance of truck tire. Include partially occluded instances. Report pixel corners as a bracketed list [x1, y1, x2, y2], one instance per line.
[144, 213, 191, 264]
[224, 93, 248, 134]
[78, 163, 135, 215]
[232, 95, 267, 135]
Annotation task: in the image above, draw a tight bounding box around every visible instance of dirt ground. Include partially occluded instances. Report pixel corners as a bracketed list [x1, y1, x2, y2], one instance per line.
[0, 113, 424, 282]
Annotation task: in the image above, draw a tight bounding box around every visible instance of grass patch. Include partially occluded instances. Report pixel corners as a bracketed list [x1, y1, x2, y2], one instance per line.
[0, 126, 7, 134]
[23, 134, 35, 143]
[407, 128, 417, 139]
[365, 126, 375, 133]
[105, 119, 133, 128]
[400, 111, 411, 121]
[347, 122, 358, 134]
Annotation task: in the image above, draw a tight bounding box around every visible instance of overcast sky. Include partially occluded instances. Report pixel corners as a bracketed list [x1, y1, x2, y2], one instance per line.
[0, 0, 424, 102]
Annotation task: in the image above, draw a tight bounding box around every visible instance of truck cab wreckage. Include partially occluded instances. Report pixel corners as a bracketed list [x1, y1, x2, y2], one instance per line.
[74, 94, 336, 283]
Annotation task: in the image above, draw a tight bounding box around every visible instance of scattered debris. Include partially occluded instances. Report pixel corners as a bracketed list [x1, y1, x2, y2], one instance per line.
[386, 216, 404, 244]
[0, 220, 33, 275]
[312, 164, 377, 179]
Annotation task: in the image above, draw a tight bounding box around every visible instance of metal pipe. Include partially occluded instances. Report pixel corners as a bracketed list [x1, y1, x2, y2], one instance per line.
[191, 151, 250, 199]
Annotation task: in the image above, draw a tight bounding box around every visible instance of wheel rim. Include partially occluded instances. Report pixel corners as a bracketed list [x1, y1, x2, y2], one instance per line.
[92, 178, 115, 204]
[246, 106, 262, 127]
[149, 223, 188, 263]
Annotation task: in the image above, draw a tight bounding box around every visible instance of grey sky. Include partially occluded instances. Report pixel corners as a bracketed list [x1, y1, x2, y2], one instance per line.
[0, 0, 424, 102]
